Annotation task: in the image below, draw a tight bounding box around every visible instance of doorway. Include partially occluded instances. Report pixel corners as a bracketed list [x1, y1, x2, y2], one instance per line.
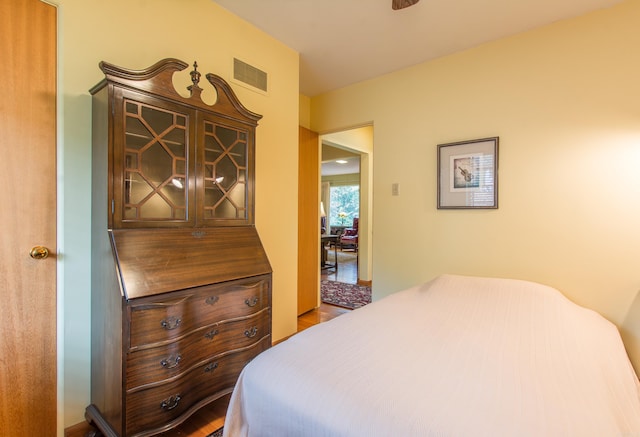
[320, 145, 360, 285]
[320, 125, 373, 288]
[297, 124, 373, 316]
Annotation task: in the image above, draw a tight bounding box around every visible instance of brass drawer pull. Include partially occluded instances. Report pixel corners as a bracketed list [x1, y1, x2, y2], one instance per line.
[160, 394, 181, 411]
[160, 354, 182, 369]
[205, 296, 220, 305]
[244, 326, 258, 338]
[244, 296, 259, 307]
[160, 316, 181, 330]
[204, 328, 219, 340]
[204, 362, 218, 373]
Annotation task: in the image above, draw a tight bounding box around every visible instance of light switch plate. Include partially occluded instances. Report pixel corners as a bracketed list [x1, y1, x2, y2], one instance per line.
[392, 183, 399, 196]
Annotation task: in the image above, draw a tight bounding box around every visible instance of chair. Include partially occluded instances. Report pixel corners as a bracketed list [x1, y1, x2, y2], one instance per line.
[340, 217, 358, 251]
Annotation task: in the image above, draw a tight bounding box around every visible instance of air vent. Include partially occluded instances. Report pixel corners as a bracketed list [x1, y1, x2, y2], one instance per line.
[233, 58, 268, 92]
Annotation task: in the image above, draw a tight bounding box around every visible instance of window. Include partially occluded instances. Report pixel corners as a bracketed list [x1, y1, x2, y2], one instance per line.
[329, 185, 359, 227]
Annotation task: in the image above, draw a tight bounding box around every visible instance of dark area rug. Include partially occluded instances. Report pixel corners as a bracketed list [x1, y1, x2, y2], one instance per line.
[321, 280, 371, 309]
[207, 427, 223, 437]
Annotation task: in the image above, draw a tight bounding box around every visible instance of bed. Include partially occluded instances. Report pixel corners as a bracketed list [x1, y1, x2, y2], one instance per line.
[223, 274, 640, 436]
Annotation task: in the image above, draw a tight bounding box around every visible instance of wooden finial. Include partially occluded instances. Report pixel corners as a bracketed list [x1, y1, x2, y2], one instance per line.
[190, 61, 201, 87]
[188, 61, 203, 98]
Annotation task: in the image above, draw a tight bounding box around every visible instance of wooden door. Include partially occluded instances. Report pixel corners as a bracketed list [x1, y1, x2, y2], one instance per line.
[0, 0, 58, 434]
[297, 126, 320, 314]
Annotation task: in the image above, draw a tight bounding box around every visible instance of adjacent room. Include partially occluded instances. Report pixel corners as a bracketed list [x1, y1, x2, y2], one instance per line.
[318, 137, 374, 310]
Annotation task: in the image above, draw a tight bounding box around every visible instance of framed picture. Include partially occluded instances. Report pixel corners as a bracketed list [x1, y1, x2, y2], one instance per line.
[437, 137, 499, 209]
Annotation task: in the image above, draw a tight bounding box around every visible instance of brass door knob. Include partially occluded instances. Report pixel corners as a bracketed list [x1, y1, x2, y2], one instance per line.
[30, 246, 50, 260]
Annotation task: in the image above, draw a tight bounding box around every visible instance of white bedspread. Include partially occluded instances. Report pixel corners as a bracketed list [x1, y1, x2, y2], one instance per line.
[223, 275, 640, 436]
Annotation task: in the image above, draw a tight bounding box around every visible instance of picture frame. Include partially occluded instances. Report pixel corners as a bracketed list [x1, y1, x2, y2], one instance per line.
[437, 137, 499, 209]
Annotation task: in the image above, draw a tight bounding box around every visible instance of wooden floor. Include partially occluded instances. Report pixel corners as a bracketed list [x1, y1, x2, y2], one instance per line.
[66, 303, 350, 437]
[321, 248, 358, 284]
[297, 301, 351, 333]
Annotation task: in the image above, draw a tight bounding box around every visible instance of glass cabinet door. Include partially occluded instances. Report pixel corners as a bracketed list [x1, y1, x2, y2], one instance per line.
[118, 96, 194, 226]
[111, 90, 254, 228]
[199, 118, 252, 225]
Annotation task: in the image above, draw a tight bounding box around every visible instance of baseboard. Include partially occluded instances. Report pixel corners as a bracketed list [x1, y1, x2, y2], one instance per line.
[357, 279, 372, 287]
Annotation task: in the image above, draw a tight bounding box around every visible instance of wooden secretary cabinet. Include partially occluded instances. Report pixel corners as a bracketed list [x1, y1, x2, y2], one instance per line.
[86, 59, 272, 436]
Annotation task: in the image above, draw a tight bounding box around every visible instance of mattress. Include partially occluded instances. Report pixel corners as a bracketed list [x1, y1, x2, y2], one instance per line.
[223, 274, 640, 436]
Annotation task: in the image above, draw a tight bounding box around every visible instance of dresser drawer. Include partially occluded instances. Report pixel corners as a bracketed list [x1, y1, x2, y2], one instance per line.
[125, 336, 270, 436]
[129, 276, 270, 349]
[126, 309, 270, 389]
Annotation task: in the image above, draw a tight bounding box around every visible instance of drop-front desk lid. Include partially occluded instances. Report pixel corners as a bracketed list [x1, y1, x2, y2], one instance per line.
[109, 227, 272, 300]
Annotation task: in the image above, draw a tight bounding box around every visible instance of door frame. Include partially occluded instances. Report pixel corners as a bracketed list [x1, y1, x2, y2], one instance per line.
[297, 126, 320, 315]
[319, 126, 373, 286]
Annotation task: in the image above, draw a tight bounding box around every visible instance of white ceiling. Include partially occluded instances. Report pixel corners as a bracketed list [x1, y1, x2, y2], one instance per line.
[212, 0, 621, 96]
[322, 143, 361, 176]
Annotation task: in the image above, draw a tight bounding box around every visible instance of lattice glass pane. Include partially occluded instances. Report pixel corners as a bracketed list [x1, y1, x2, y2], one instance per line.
[161, 183, 186, 207]
[228, 185, 245, 208]
[228, 142, 247, 168]
[215, 125, 237, 147]
[142, 106, 174, 133]
[125, 152, 138, 169]
[122, 100, 189, 222]
[205, 185, 225, 207]
[125, 102, 138, 114]
[126, 117, 152, 150]
[176, 159, 185, 175]
[124, 206, 138, 219]
[125, 171, 153, 204]
[216, 198, 237, 218]
[141, 143, 173, 185]
[204, 164, 214, 179]
[140, 195, 173, 219]
[205, 147, 221, 163]
[163, 127, 187, 156]
[217, 155, 237, 190]
[200, 120, 250, 221]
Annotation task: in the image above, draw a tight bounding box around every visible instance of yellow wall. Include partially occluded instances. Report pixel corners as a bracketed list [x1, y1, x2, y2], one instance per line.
[299, 94, 311, 129]
[311, 0, 640, 329]
[55, 0, 299, 428]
